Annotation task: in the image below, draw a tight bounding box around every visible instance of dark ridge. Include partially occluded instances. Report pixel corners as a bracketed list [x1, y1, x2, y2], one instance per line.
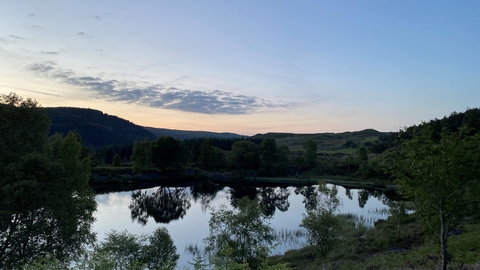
[144, 127, 243, 140]
[45, 107, 156, 148]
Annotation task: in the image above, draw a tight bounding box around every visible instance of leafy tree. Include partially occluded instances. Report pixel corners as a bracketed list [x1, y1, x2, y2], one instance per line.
[112, 153, 122, 167]
[152, 136, 189, 171]
[96, 230, 145, 269]
[302, 139, 317, 169]
[143, 227, 180, 270]
[274, 145, 290, 175]
[259, 138, 277, 175]
[394, 127, 480, 270]
[0, 94, 96, 268]
[300, 182, 341, 256]
[198, 138, 214, 170]
[96, 228, 179, 270]
[358, 146, 368, 163]
[204, 197, 276, 265]
[94, 143, 133, 166]
[0, 93, 50, 164]
[132, 139, 153, 173]
[229, 140, 260, 171]
[28, 228, 179, 270]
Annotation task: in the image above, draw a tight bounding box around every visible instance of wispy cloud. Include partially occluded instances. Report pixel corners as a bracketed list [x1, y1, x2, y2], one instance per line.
[40, 51, 59, 55]
[27, 62, 295, 114]
[27, 25, 44, 30]
[9, 35, 25, 40]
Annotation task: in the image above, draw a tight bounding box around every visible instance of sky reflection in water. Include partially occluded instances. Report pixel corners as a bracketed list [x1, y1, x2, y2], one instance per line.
[93, 185, 390, 269]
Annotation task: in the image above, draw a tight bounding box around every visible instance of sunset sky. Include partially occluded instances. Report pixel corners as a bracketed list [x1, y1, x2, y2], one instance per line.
[1, 1, 479, 135]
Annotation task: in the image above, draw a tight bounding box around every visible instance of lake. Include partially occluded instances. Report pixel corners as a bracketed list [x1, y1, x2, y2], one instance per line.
[93, 182, 393, 269]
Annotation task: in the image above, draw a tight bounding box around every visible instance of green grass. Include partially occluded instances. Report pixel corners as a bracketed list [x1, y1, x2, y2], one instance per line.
[253, 129, 385, 152]
[269, 214, 480, 270]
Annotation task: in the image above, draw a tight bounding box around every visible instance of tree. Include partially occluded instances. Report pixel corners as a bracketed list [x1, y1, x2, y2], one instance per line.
[302, 139, 317, 169]
[0, 93, 50, 165]
[152, 136, 189, 171]
[204, 197, 276, 265]
[96, 230, 145, 269]
[96, 228, 179, 270]
[299, 182, 341, 256]
[394, 127, 480, 270]
[198, 138, 214, 170]
[112, 153, 122, 167]
[357, 146, 371, 178]
[260, 138, 277, 175]
[274, 145, 290, 174]
[229, 140, 260, 171]
[0, 94, 96, 268]
[143, 227, 179, 270]
[132, 139, 153, 173]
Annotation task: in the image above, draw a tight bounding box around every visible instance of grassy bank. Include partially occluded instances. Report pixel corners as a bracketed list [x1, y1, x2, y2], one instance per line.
[269, 214, 480, 269]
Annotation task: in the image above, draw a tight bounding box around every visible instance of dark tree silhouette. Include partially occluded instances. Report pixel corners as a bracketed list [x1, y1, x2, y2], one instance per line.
[129, 187, 191, 224]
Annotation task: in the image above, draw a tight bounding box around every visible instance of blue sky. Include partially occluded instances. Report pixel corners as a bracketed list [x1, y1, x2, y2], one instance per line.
[1, 1, 479, 135]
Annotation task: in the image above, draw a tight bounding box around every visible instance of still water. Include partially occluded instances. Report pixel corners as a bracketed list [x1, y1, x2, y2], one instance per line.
[93, 183, 392, 269]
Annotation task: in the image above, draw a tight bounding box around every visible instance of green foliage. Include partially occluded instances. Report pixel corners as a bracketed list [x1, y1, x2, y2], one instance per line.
[143, 227, 180, 269]
[300, 182, 341, 256]
[204, 197, 276, 265]
[394, 126, 480, 269]
[96, 228, 179, 270]
[1, 133, 97, 268]
[97, 230, 146, 269]
[198, 138, 214, 170]
[302, 139, 317, 169]
[190, 246, 294, 270]
[0, 94, 96, 269]
[0, 93, 50, 164]
[132, 139, 153, 173]
[94, 143, 133, 166]
[260, 138, 277, 175]
[152, 136, 190, 171]
[23, 228, 179, 270]
[229, 140, 260, 171]
[112, 153, 122, 167]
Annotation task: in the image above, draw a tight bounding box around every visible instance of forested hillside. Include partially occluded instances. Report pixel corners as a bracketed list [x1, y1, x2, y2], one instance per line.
[145, 127, 243, 140]
[46, 107, 156, 148]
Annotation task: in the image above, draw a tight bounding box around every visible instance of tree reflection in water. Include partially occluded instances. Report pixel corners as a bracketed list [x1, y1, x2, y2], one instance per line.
[358, 189, 370, 208]
[129, 187, 191, 224]
[190, 181, 224, 212]
[294, 185, 320, 210]
[229, 185, 291, 217]
[257, 187, 290, 216]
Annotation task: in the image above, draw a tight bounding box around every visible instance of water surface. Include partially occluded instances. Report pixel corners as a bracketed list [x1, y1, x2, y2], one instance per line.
[93, 184, 391, 269]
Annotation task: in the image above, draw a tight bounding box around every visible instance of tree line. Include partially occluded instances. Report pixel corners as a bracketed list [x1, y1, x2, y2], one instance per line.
[3, 92, 480, 269]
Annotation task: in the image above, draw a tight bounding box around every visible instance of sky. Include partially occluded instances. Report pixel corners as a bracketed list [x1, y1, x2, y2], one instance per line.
[1, 1, 479, 135]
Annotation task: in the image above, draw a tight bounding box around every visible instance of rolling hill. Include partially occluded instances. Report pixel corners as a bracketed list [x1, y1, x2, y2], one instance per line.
[45, 107, 243, 148]
[46, 107, 157, 148]
[144, 127, 243, 140]
[252, 129, 386, 153]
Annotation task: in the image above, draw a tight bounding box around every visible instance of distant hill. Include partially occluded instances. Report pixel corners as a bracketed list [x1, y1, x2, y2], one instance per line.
[252, 129, 386, 153]
[45, 107, 156, 148]
[144, 127, 243, 140]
